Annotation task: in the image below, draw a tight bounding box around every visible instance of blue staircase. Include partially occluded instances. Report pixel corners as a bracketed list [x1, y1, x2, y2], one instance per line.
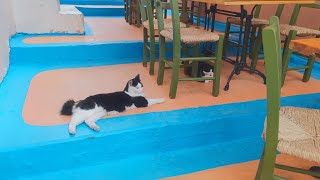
[3, 11, 320, 179]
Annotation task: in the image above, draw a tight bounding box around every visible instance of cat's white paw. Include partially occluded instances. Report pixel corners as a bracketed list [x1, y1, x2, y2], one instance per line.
[91, 125, 100, 131]
[158, 98, 165, 103]
[69, 126, 76, 135]
[87, 123, 100, 131]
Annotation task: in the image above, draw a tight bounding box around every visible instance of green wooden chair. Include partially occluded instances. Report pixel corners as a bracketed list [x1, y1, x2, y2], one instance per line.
[156, 0, 224, 99]
[224, 5, 285, 61]
[279, 4, 320, 86]
[255, 16, 320, 180]
[248, 4, 285, 70]
[138, 0, 187, 75]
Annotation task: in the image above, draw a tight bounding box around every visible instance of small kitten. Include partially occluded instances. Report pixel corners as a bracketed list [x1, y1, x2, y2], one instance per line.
[202, 69, 214, 83]
[185, 61, 214, 83]
[60, 74, 165, 134]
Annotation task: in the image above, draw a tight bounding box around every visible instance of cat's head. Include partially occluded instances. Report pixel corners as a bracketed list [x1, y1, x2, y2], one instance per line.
[202, 69, 214, 77]
[124, 74, 144, 97]
[202, 69, 214, 83]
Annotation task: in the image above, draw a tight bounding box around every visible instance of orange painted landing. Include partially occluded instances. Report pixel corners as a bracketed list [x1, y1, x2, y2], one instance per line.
[23, 18, 143, 44]
[23, 61, 320, 126]
[162, 154, 319, 180]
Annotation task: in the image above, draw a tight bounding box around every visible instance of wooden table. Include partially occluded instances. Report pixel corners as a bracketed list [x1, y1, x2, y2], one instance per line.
[290, 38, 320, 58]
[180, 0, 317, 90]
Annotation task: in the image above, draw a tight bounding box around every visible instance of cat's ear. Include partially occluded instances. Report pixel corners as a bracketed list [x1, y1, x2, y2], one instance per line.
[134, 74, 140, 81]
[128, 80, 133, 86]
[210, 69, 213, 73]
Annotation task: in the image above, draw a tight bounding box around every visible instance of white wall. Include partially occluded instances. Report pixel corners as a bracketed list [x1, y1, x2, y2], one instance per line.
[12, 0, 84, 34]
[0, 0, 16, 82]
[0, 0, 85, 83]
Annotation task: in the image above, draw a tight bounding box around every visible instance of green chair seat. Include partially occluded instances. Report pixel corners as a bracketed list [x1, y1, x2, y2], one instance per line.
[160, 27, 220, 44]
[227, 17, 269, 27]
[142, 19, 187, 30]
[280, 24, 320, 37]
[262, 106, 320, 163]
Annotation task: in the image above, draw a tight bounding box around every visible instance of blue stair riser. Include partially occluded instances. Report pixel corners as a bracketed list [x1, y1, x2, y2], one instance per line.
[0, 112, 265, 179]
[10, 42, 144, 66]
[76, 7, 124, 17]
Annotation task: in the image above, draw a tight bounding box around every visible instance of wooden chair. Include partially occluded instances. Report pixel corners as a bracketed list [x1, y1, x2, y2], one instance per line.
[248, 4, 285, 70]
[138, 0, 187, 75]
[254, 16, 320, 180]
[156, 0, 224, 99]
[280, 4, 320, 86]
[224, 5, 285, 62]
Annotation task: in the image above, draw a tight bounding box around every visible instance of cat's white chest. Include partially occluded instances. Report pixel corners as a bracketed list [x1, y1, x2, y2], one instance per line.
[107, 110, 119, 115]
[125, 104, 136, 110]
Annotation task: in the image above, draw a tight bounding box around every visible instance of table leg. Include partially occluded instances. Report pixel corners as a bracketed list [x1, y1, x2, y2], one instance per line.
[223, 6, 266, 91]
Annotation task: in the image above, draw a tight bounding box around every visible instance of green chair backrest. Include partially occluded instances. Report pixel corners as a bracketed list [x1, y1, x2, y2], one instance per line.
[254, 4, 285, 19]
[289, 3, 320, 25]
[139, 0, 156, 28]
[156, 0, 181, 38]
[258, 16, 282, 179]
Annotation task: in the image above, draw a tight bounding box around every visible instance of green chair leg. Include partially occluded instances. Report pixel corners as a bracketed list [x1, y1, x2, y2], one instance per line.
[249, 27, 257, 59]
[143, 28, 148, 67]
[255, 147, 266, 180]
[303, 55, 315, 82]
[157, 36, 166, 85]
[281, 48, 293, 87]
[169, 53, 181, 99]
[281, 30, 296, 86]
[149, 30, 156, 75]
[213, 36, 224, 97]
[191, 44, 199, 77]
[250, 27, 263, 73]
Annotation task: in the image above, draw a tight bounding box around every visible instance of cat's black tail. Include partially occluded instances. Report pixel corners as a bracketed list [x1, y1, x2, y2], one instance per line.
[60, 99, 75, 115]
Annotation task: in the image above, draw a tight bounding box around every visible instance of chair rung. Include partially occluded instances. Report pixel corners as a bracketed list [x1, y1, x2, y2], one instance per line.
[288, 66, 308, 71]
[164, 60, 173, 67]
[181, 57, 217, 61]
[275, 164, 320, 177]
[227, 40, 243, 47]
[179, 77, 215, 81]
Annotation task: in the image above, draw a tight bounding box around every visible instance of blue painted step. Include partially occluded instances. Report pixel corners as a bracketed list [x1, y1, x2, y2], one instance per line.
[0, 107, 266, 179]
[76, 6, 124, 16]
[60, 0, 124, 5]
[18, 137, 264, 180]
[10, 35, 144, 66]
[2, 93, 320, 179]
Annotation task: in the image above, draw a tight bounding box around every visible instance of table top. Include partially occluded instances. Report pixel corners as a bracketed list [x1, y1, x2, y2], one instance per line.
[190, 0, 318, 5]
[290, 38, 320, 58]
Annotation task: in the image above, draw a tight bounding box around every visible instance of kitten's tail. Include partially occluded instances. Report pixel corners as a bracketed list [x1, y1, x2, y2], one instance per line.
[60, 99, 76, 116]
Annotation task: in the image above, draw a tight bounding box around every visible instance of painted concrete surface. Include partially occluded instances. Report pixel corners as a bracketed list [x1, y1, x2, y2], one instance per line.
[2, 13, 320, 179]
[164, 154, 319, 180]
[23, 62, 320, 126]
[23, 18, 143, 44]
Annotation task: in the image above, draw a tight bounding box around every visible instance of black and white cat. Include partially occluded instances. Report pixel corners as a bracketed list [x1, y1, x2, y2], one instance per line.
[185, 61, 214, 83]
[60, 74, 165, 134]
